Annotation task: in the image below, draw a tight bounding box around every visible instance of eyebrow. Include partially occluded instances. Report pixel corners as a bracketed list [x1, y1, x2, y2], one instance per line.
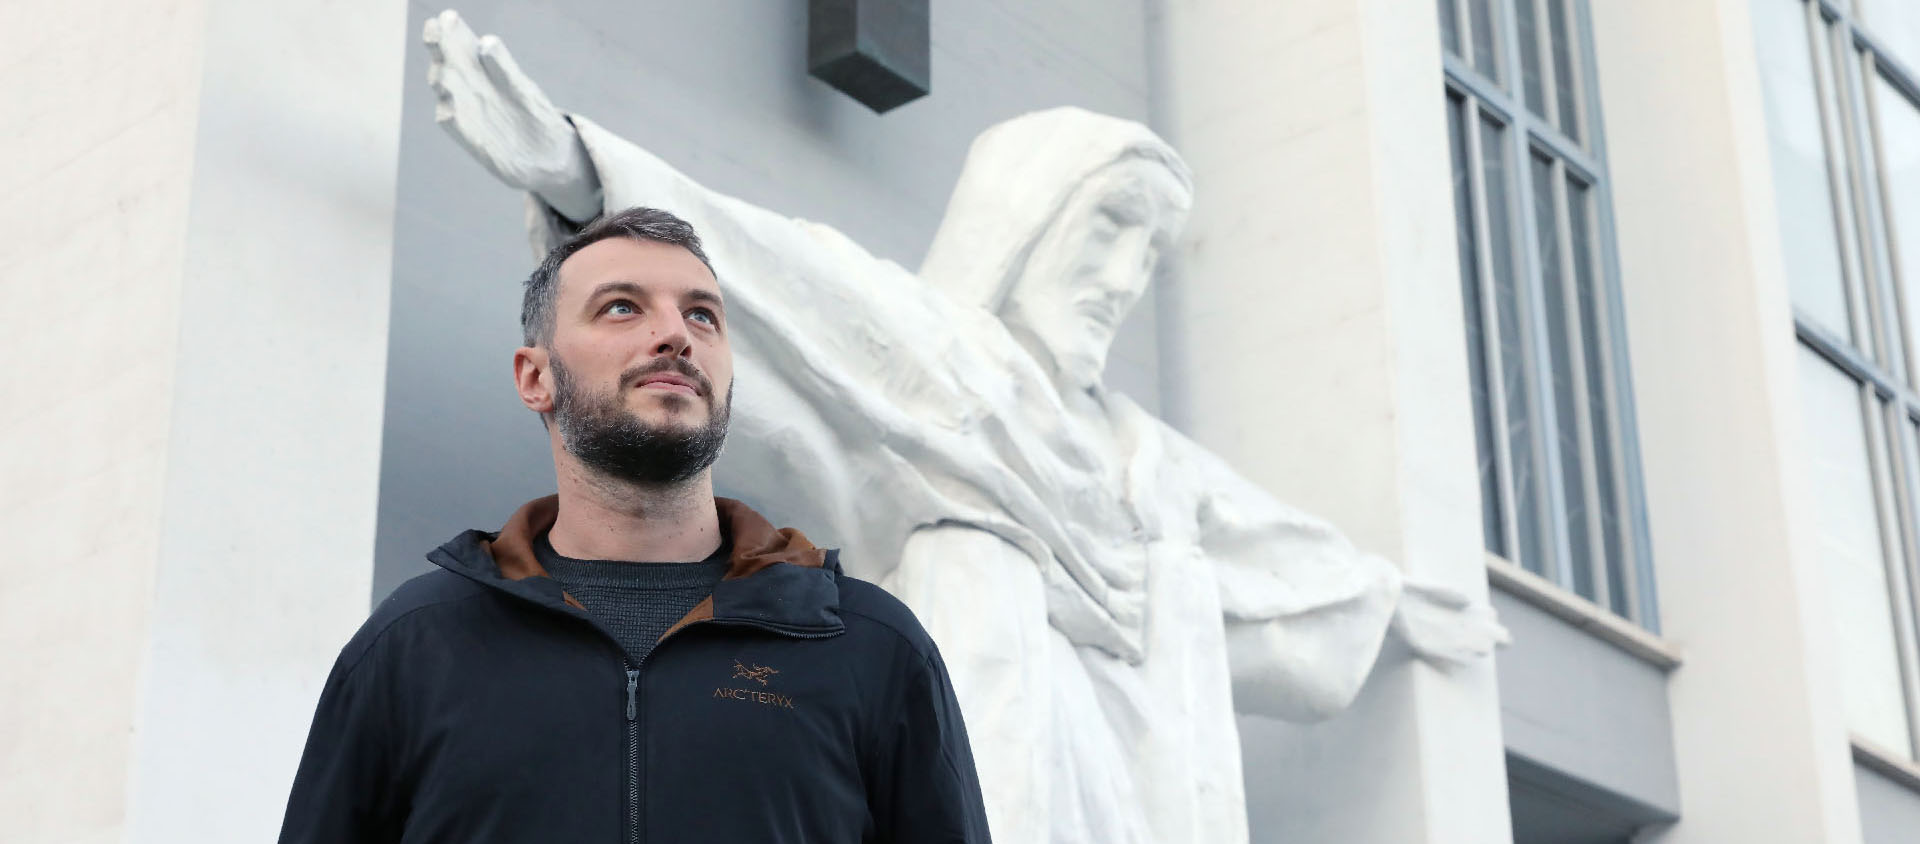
[583, 281, 726, 313]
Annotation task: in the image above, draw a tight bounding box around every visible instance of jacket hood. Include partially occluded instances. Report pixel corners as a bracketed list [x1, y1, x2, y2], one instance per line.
[427, 495, 842, 646]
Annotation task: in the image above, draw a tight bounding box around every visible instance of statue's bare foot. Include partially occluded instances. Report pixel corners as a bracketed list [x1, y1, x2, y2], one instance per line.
[424, 9, 601, 221]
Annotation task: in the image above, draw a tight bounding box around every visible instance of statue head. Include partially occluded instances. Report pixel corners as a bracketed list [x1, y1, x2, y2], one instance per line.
[920, 108, 1194, 393]
[513, 207, 734, 488]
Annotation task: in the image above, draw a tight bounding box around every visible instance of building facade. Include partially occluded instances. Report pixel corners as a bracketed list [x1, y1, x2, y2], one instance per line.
[5, 0, 1919, 841]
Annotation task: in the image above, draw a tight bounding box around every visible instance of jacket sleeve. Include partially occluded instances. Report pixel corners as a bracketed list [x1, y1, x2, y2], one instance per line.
[874, 643, 993, 843]
[277, 641, 404, 843]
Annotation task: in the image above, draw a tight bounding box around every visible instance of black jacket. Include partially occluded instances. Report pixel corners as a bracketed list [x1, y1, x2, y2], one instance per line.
[277, 495, 990, 843]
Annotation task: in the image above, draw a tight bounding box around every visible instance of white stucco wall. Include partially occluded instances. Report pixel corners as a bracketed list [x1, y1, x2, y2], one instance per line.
[0, 2, 207, 841]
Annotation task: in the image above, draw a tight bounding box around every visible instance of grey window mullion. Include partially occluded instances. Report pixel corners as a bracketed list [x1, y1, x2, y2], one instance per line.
[1446, 0, 1657, 623]
[1491, 0, 1573, 588]
[1552, 159, 1613, 610]
[1881, 402, 1920, 756]
[1860, 385, 1920, 759]
[1853, 49, 1918, 387]
[1798, 314, 1902, 398]
[1572, 169, 1642, 622]
[1529, 0, 1560, 128]
[1794, 318, 1920, 425]
[1849, 20, 1920, 106]
[1444, 52, 1602, 174]
[1901, 418, 1920, 757]
[1570, 0, 1659, 629]
[1464, 104, 1528, 563]
[1512, 139, 1573, 589]
[1527, 115, 1599, 174]
[1803, 0, 1885, 372]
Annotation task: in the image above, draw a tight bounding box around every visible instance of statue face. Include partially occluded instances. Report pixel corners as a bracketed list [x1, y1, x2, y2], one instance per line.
[537, 237, 735, 485]
[999, 160, 1191, 393]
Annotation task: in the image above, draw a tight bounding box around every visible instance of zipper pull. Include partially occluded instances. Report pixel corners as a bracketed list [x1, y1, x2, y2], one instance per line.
[624, 669, 639, 721]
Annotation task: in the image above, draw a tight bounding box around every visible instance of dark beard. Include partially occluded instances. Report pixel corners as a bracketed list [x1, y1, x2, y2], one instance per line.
[549, 354, 731, 487]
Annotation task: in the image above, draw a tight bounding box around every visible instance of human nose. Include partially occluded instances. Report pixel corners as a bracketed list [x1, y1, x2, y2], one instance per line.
[645, 309, 693, 358]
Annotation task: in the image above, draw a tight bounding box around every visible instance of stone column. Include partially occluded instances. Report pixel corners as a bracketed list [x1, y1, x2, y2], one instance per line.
[0, 3, 208, 841]
[1150, 1, 1513, 842]
[1591, 0, 1865, 840]
[117, 1, 410, 841]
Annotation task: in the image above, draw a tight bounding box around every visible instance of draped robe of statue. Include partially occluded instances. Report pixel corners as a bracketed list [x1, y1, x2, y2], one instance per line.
[508, 107, 1495, 844]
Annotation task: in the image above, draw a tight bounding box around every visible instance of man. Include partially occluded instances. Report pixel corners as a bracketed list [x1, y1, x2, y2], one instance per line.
[277, 206, 991, 843]
[420, 11, 1504, 844]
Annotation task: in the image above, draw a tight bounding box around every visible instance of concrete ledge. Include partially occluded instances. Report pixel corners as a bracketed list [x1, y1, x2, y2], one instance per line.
[1488, 553, 1682, 671]
[1854, 736, 1920, 795]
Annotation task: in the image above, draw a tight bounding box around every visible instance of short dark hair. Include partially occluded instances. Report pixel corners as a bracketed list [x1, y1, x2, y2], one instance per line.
[522, 206, 716, 347]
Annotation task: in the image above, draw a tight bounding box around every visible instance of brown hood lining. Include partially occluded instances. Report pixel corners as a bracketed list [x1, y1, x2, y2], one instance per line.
[479, 495, 829, 613]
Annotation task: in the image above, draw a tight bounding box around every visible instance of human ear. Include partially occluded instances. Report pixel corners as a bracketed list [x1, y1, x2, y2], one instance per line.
[513, 346, 554, 414]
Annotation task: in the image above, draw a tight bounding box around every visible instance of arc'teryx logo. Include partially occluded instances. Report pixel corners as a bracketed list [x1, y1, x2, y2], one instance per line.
[732, 659, 778, 685]
[717, 659, 794, 709]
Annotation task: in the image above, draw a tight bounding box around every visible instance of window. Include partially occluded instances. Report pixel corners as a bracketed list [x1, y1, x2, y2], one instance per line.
[1759, 0, 1920, 761]
[1438, 0, 1658, 627]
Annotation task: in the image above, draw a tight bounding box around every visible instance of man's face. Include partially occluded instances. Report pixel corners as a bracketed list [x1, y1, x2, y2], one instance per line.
[999, 161, 1190, 392]
[533, 237, 734, 486]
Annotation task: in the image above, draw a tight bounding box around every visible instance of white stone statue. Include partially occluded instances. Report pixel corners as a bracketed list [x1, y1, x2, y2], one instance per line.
[424, 11, 1506, 843]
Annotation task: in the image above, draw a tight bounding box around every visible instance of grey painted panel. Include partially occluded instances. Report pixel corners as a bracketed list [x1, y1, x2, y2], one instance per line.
[1510, 779, 1632, 844]
[374, 0, 1157, 600]
[1492, 587, 1680, 819]
[1857, 761, 1920, 844]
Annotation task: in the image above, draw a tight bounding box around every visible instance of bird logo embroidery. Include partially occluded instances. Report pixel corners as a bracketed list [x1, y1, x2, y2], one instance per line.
[733, 659, 779, 686]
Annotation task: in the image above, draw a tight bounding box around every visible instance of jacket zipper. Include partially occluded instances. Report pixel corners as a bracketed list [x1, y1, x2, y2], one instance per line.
[619, 619, 838, 844]
[624, 664, 640, 844]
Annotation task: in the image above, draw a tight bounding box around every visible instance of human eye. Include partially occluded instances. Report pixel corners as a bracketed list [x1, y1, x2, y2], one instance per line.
[687, 307, 718, 327]
[602, 299, 638, 317]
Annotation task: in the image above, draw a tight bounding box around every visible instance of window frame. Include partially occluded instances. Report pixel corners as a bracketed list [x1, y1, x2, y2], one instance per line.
[1783, 0, 1920, 761]
[1442, 0, 1660, 629]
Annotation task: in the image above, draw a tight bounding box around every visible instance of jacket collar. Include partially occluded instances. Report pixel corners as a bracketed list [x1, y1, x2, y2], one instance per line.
[427, 495, 843, 644]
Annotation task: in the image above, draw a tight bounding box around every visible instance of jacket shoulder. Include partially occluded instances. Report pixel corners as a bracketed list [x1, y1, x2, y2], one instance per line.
[336, 569, 489, 673]
[832, 573, 938, 660]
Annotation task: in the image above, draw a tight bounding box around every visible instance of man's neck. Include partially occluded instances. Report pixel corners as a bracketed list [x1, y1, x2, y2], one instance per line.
[545, 460, 723, 564]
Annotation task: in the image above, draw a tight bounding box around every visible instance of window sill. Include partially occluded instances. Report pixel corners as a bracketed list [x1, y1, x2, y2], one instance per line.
[1854, 735, 1920, 794]
[1485, 552, 1682, 671]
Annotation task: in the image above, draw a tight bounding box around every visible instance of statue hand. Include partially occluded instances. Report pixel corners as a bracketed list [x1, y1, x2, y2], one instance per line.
[1391, 580, 1510, 668]
[424, 9, 602, 222]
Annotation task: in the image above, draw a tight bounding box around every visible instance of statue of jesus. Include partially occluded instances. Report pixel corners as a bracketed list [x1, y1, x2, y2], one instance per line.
[424, 11, 1503, 842]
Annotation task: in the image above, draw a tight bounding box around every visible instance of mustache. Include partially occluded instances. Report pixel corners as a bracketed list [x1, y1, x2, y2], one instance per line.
[622, 356, 712, 396]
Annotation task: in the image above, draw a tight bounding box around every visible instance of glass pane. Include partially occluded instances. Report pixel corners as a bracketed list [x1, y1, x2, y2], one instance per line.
[1755, 0, 1853, 340]
[1874, 75, 1920, 382]
[1547, 0, 1583, 141]
[1468, 0, 1501, 82]
[1452, 96, 1508, 556]
[1484, 114, 1549, 573]
[1863, 0, 1920, 77]
[1516, 0, 1548, 118]
[1534, 152, 1595, 597]
[1796, 347, 1913, 753]
[1568, 177, 1630, 616]
[1440, 0, 1462, 57]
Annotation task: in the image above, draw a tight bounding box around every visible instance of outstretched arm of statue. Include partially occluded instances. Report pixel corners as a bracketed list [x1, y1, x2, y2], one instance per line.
[422, 8, 919, 298]
[1164, 424, 1508, 722]
[423, 9, 977, 434]
[423, 10, 603, 223]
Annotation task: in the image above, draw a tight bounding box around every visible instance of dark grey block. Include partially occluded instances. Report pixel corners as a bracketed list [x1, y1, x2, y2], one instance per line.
[808, 0, 930, 113]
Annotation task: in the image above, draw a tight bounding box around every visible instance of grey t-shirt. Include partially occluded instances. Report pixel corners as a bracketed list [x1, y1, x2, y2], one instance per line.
[534, 532, 730, 664]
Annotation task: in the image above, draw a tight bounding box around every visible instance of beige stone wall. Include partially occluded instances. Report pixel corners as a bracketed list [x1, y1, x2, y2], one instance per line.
[0, 2, 207, 842]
